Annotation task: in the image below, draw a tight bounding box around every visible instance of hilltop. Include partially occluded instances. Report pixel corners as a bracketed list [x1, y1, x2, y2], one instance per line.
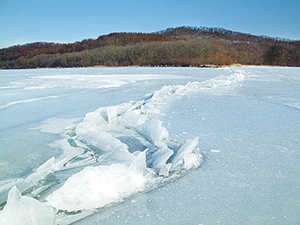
[1, 26, 299, 69]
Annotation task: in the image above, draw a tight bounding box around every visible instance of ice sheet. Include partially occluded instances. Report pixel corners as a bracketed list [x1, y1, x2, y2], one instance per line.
[1, 66, 299, 224]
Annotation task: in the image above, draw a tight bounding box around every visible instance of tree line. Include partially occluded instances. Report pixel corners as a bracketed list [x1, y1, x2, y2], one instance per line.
[1, 26, 299, 69]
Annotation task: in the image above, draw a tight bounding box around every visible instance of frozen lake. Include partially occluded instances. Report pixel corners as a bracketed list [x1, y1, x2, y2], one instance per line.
[0, 66, 299, 224]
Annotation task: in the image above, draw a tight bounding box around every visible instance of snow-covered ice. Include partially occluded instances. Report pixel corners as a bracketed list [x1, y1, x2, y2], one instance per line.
[0, 66, 299, 224]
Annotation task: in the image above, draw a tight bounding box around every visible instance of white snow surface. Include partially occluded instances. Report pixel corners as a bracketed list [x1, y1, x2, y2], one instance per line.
[0, 66, 299, 224]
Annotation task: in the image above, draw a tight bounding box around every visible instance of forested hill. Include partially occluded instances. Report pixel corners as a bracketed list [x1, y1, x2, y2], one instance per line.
[1, 26, 299, 69]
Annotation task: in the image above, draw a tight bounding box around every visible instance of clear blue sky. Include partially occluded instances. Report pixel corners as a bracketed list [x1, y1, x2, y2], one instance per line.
[1, 0, 299, 48]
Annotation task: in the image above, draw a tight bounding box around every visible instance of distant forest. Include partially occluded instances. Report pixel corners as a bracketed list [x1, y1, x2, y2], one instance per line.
[1, 26, 299, 69]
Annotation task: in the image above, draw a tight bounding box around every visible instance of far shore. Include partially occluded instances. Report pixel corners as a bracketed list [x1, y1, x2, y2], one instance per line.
[1, 63, 298, 71]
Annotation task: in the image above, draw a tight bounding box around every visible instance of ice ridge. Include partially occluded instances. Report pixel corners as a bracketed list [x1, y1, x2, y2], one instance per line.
[0, 70, 245, 224]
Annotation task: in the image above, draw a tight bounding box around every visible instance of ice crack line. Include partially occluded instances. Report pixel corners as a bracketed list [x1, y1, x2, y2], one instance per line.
[0, 95, 61, 111]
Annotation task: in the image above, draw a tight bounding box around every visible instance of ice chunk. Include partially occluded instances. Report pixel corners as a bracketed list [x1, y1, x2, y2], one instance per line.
[155, 162, 172, 177]
[211, 149, 221, 153]
[200, 70, 245, 88]
[0, 186, 54, 225]
[136, 119, 174, 176]
[180, 151, 203, 170]
[119, 109, 147, 127]
[107, 106, 118, 124]
[138, 119, 169, 148]
[84, 112, 107, 126]
[140, 104, 161, 114]
[130, 149, 147, 172]
[171, 137, 203, 171]
[46, 164, 147, 211]
[75, 121, 94, 136]
[97, 147, 136, 166]
[73, 120, 137, 166]
[147, 146, 173, 176]
[151, 85, 174, 102]
[24, 157, 56, 184]
[285, 102, 300, 110]
[0, 178, 24, 195]
[76, 122, 127, 153]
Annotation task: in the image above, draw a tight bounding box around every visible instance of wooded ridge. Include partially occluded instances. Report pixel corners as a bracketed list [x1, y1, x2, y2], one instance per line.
[1, 26, 299, 69]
